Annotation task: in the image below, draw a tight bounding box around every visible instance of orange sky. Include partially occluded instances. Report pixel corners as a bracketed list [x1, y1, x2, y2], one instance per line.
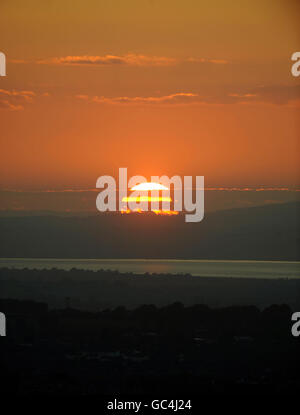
[0, 0, 300, 190]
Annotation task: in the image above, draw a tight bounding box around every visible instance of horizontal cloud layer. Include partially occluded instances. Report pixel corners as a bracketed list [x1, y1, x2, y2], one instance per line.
[76, 84, 300, 106]
[36, 54, 228, 67]
[38, 54, 176, 66]
[77, 92, 199, 105]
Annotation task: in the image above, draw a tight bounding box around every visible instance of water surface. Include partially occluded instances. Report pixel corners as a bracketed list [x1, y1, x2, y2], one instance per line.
[0, 258, 299, 279]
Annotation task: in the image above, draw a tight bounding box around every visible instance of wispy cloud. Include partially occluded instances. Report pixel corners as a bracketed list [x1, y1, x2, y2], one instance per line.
[76, 84, 300, 107]
[0, 89, 35, 101]
[228, 93, 257, 99]
[226, 85, 300, 105]
[187, 57, 228, 64]
[35, 53, 229, 67]
[0, 89, 51, 110]
[0, 89, 36, 111]
[0, 100, 23, 111]
[251, 84, 300, 105]
[1, 186, 299, 193]
[38, 54, 177, 67]
[77, 92, 199, 105]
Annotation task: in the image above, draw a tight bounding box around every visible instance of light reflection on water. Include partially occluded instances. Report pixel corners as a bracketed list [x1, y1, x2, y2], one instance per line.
[0, 258, 299, 279]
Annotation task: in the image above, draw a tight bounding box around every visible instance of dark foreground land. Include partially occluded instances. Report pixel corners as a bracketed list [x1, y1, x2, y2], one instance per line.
[1, 268, 300, 396]
[1, 267, 300, 310]
[0, 297, 299, 396]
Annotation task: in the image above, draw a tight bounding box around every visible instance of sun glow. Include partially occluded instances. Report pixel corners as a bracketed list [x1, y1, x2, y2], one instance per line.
[130, 182, 168, 191]
[121, 209, 179, 216]
[122, 196, 172, 202]
[120, 181, 178, 216]
[153, 210, 179, 216]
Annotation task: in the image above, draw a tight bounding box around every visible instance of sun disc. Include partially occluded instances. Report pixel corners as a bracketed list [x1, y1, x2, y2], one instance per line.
[130, 182, 168, 191]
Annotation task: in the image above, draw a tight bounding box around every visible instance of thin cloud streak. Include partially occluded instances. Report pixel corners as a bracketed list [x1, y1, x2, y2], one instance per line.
[38, 54, 177, 66]
[76, 84, 300, 107]
[187, 57, 228, 64]
[1, 187, 299, 193]
[35, 54, 228, 67]
[77, 92, 199, 105]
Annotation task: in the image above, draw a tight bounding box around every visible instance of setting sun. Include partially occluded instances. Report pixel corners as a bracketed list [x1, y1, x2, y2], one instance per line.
[120, 181, 178, 215]
[130, 182, 169, 191]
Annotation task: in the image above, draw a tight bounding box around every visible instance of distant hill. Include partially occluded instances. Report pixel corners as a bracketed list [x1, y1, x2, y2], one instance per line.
[0, 202, 299, 260]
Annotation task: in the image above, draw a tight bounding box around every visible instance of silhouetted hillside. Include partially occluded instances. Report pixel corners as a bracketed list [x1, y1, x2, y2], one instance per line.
[0, 202, 299, 260]
[1, 268, 299, 310]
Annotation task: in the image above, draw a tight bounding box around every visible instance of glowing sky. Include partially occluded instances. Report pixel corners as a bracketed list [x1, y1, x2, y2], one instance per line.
[0, 0, 299, 191]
